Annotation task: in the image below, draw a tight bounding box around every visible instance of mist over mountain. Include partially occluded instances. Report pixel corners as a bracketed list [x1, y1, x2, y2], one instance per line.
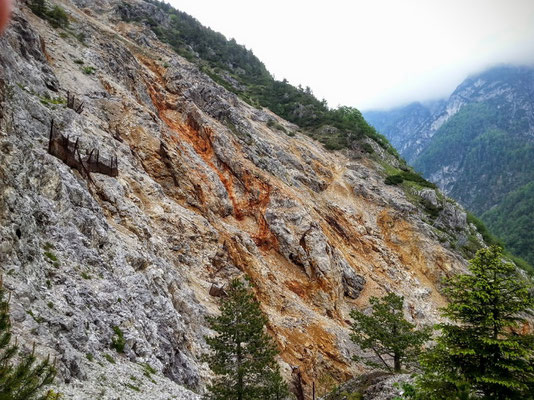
[364, 65, 534, 265]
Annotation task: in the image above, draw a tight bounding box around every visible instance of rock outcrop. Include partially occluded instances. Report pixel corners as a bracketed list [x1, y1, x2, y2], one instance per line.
[0, 1, 478, 398]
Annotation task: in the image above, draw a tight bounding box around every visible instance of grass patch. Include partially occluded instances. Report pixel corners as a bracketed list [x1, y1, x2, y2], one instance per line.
[125, 383, 141, 392]
[26, 310, 45, 324]
[139, 362, 156, 380]
[82, 66, 96, 75]
[44, 251, 58, 262]
[39, 94, 66, 106]
[103, 353, 116, 364]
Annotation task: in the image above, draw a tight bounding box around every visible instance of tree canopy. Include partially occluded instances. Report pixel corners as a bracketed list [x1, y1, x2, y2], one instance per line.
[350, 293, 431, 373]
[416, 246, 534, 399]
[204, 278, 288, 400]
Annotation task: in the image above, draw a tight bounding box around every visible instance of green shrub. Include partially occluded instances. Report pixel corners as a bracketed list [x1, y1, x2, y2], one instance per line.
[29, 1, 69, 29]
[82, 66, 96, 75]
[43, 251, 58, 262]
[46, 5, 69, 28]
[361, 142, 374, 154]
[385, 174, 404, 185]
[399, 171, 436, 188]
[111, 326, 126, 353]
[385, 171, 436, 188]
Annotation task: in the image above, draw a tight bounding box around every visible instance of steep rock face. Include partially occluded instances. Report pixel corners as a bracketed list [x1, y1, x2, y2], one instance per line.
[0, 1, 475, 398]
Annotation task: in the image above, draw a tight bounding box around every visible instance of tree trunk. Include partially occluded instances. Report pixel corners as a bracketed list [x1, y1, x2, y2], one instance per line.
[394, 353, 401, 373]
[237, 341, 243, 400]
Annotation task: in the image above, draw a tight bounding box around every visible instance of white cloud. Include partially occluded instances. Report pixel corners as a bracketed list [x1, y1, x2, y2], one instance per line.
[167, 0, 534, 110]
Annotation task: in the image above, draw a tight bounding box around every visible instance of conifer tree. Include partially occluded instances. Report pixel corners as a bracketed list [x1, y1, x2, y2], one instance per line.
[416, 246, 534, 399]
[204, 278, 289, 400]
[0, 280, 58, 400]
[350, 293, 431, 373]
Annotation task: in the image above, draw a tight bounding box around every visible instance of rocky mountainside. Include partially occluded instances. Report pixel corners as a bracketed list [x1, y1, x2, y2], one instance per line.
[363, 100, 446, 164]
[364, 66, 534, 267]
[0, 1, 492, 399]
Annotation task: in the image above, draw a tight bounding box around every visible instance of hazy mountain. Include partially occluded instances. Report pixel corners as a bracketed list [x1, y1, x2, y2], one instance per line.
[364, 65, 534, 265]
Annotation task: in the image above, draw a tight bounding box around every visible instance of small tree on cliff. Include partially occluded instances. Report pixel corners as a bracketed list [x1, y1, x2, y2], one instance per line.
[204, 278, 289, 400]
[350, 293, 431, 373]
[415, 246, 534, 399]
[0, 279, 59, 400]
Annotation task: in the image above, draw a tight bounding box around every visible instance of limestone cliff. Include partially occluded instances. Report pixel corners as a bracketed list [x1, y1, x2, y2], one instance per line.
[0, 1, 482, 398]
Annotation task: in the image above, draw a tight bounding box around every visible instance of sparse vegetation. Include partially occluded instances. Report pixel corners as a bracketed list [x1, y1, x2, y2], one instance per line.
[43, 251, 58, 262]
[39, 94, 66, 107]
[111, 326, 126, 353]
[350, 293, 431, 373]
[140, 362, 156, 376]
[125, 383, 141, 392]
[361, 142, 374, 154]
[122, 0, 400, 157]
[103, 353, 115, 364]
[26, 310, 45, 324]
[0, 280, 58, 399]
[82, 66, 96, 75]
[29, 0, 69, 29]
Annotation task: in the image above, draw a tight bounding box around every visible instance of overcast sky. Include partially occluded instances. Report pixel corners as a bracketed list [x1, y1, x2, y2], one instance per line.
[166, 0, 534, 110]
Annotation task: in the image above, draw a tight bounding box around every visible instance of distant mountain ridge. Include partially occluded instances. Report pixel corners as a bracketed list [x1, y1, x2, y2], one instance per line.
[364, 65, 534, 265]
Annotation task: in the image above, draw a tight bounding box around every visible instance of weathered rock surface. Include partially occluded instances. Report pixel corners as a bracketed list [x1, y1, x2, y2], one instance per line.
[321, 372, 412, 400]
[0, 1, 478, 399]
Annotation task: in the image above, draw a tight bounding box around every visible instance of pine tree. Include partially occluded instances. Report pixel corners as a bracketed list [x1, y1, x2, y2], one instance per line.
[0, 280, 59, 400]
[28, 0, 47, 18]
[416, 246, 534, 399]
[350, 293, 431, 373]
[204, 278, 289, 400]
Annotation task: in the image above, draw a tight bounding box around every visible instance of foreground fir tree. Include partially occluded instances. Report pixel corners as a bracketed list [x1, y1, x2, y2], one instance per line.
[416, 246, 534, 399]
[0, 280, 58, 400]
[350, 293, 431, 373]
[204, 278, 289, 400]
